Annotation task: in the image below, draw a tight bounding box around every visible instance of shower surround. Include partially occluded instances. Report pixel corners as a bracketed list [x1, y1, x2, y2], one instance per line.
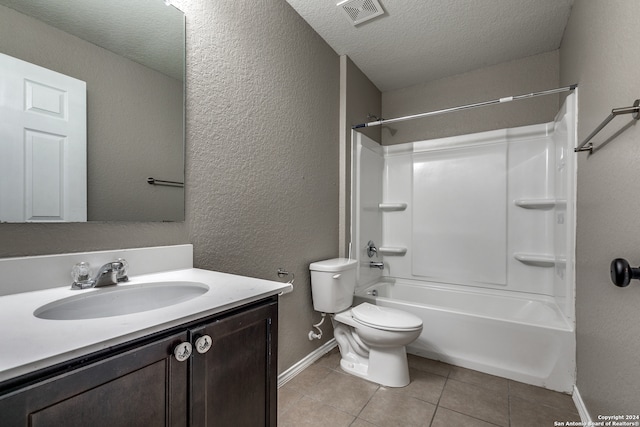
[351, 94, 576, 392]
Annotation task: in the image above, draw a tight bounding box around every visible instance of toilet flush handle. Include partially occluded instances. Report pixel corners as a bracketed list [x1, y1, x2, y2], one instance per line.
[332, 274, 341, 279]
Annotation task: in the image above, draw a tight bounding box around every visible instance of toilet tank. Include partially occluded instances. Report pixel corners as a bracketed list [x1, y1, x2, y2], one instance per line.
[309, 258, 358, 313]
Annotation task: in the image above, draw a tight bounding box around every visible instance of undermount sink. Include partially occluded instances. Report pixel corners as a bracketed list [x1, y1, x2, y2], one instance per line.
[34, 281, 209, 320]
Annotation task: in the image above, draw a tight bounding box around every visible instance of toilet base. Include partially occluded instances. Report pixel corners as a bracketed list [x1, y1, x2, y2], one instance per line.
[339, 345, 410, 387]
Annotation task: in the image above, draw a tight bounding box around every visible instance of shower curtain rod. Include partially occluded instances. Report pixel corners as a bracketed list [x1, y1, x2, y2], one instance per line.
[352, 84, 577, 129]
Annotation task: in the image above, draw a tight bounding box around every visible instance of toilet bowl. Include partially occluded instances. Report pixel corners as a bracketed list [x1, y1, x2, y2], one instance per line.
[309, 258, 423, 387]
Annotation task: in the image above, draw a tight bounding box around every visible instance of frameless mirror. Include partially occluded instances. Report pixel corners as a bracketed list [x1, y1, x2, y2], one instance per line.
[0, 0, 185, 222]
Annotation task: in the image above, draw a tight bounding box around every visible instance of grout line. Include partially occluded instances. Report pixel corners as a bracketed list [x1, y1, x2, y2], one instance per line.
[426, 376, 448, 427]
[508, 380, 512, 427]
[353, 383, 380, 420]
[436, 376, 508, 427]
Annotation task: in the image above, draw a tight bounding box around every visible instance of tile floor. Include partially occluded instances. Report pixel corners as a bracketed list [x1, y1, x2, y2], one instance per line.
[278, 348, 581, 427]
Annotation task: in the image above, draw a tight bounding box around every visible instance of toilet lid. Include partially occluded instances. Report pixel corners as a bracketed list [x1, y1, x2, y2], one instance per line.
[351, 303, 422, 331]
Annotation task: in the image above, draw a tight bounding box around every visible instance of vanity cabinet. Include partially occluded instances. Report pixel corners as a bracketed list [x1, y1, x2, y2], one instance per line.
[0, 297, 278, 427]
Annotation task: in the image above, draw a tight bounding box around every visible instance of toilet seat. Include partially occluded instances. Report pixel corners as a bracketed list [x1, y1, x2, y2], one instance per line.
[351, 303, 422, 332]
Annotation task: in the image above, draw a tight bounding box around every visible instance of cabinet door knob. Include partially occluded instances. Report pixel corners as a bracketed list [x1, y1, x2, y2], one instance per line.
[174, 342, 192, 362]
[195, 335, 212, 354]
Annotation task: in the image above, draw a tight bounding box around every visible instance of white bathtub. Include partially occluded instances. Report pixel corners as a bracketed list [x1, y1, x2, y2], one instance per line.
[354, 279, 575, 392]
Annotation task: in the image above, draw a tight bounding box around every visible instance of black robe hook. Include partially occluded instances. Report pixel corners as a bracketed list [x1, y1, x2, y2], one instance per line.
[610, 258, 640, 287]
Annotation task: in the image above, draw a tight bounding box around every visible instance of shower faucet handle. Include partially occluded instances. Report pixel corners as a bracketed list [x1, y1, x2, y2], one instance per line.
[610, 258, 640, 287]
[366, 240, 378, 258]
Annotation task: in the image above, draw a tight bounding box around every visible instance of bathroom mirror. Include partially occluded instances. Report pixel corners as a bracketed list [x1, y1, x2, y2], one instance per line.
[0, 0, 185, 222]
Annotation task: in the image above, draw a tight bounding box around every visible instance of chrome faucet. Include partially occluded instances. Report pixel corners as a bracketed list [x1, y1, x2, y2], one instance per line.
[71, 259, 129, 290]
[366, 240, 378, 258]
[369, 261, 384, 270]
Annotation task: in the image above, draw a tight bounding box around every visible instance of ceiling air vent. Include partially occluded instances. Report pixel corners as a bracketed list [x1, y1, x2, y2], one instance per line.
[337, 0, 385, 26]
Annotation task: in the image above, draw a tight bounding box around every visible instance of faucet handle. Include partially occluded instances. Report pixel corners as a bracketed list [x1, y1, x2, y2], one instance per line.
[115, 258, 129, 282]
[366, 240, 378, 258]
[71, 262, 93, 289]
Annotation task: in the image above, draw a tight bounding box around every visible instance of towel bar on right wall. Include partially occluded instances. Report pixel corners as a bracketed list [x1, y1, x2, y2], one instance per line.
[575, 99, 640, 153]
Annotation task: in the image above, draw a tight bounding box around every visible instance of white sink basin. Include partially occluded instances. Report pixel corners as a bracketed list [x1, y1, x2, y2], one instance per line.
[34, 281, 209, 320]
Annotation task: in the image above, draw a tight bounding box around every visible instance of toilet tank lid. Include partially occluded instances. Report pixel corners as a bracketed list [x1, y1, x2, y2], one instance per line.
[309, 258, 357, 272]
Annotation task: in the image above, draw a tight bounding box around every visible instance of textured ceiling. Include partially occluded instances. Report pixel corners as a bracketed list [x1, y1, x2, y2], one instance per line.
[0, 0, 183, 80]
[285, 0, 574, 92]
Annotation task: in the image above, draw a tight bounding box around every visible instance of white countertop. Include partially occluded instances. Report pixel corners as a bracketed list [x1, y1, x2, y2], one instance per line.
[0, 268, 292, 383]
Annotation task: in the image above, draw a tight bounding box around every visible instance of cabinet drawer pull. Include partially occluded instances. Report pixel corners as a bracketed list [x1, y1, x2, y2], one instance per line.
[174, 342, 192, 362]
[195, 335, 212, 354]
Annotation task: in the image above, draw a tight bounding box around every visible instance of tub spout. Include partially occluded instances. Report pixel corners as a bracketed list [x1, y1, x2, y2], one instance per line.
[369, 261, 384, 270]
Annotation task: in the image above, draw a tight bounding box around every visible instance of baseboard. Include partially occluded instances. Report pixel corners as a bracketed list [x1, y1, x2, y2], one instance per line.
[277, 339, 337, 388]
[573, 385, 592, 423]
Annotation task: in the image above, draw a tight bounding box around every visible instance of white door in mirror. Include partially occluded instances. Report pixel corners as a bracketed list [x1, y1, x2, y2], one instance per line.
[0, 52, 87, 222]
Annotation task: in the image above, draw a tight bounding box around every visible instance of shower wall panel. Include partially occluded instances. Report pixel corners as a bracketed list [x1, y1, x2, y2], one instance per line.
[412, 143, 507, 286]
[352, 132, 383, 287]
[354, 93, 575, 306]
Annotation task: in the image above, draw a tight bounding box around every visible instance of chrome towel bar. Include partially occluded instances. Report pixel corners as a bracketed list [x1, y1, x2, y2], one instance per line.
[575, 99, 640, 153]
[147, 177, 184, 187]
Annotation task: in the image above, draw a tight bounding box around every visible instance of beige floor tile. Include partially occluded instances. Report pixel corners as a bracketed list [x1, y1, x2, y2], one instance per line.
[278, 396, 355, 427]
[313, 346, 342, 370]
[350, 418, 379, 427]
[279, 356, 581, 427]
[448, 366, 509, 394]
[509, 380, 578, 413]
[431, 407, 501, 427]
[439, 378, 509, 426]
[307, 370, 379, 415]
[285, 364, 335, 395]
[407, 354, 451, 377]
[359, 388, 436, 427]
[382, 368, 446, 404]
[510, 396, 581, 427]
[278, 383, 305, 416]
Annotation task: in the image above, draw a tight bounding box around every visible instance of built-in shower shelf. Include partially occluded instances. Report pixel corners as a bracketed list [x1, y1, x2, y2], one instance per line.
[378, 203, 407, 212]
[514, 253, 558, 267]
[379, 247, 407, 256]
[514, 199, 560, 210]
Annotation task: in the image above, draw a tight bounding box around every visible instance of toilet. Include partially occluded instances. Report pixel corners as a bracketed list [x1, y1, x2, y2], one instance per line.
[309, 258, 423, 387]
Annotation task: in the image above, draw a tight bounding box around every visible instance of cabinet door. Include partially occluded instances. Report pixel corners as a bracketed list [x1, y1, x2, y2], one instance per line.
[0, 332, 189, 427]
[190, 301, 278, 427]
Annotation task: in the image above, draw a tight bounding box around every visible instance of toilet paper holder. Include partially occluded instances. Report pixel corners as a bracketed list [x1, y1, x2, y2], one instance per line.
[277, 268, 295, 284]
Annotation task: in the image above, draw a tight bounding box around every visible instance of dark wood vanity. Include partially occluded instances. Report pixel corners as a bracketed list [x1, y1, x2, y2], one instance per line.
[0, 296, 278, 427]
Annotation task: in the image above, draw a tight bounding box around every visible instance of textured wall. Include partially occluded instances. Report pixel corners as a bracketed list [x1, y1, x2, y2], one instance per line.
[560, 0, 640, 416]
[0, 0, 340, 374]
[173, 0, 340, 372]
[381, 51, 560, 145]
[0, 4, 184, 223]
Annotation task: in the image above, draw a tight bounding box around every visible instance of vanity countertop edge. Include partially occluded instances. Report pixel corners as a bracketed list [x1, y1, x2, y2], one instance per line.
[0, 267, 292, 384]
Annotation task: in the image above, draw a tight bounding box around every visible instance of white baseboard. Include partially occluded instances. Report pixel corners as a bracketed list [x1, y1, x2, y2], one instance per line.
[573, 385, 592, 423]
[278, 339, 337, 388]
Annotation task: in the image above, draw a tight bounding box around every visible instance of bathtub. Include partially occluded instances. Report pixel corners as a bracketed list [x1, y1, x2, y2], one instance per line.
[354, 279, 575, 392]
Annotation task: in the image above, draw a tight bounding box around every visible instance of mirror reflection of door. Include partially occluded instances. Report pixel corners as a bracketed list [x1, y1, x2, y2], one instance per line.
[0, 52, 86, 222]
